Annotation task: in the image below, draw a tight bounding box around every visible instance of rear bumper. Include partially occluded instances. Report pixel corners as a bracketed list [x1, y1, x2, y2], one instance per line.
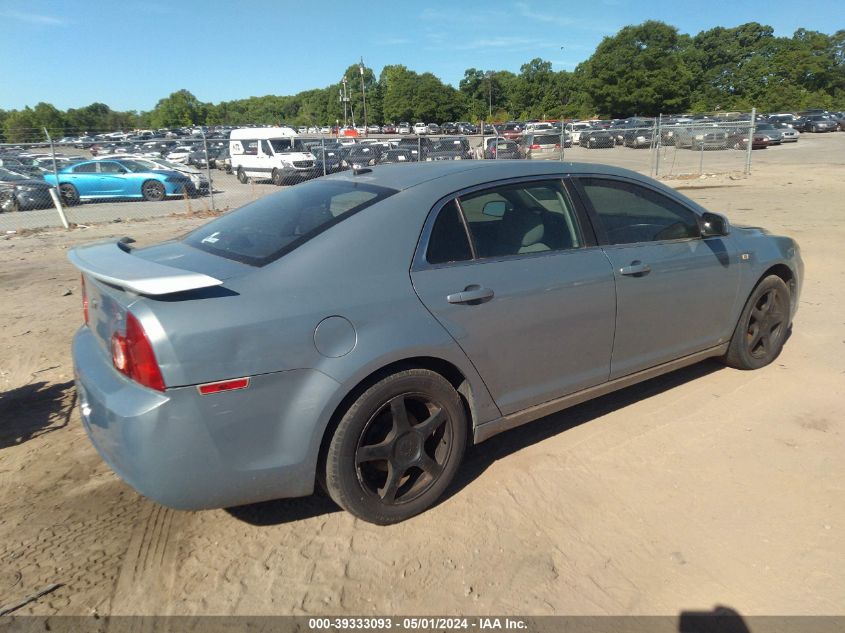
[73, 327, 340, 510]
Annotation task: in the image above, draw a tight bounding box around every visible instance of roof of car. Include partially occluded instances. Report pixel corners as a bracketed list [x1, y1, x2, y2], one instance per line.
[324, 160, 644, 192]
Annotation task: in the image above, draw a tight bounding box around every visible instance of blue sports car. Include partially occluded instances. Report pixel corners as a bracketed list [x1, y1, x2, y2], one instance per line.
[44, 159, 195, 204]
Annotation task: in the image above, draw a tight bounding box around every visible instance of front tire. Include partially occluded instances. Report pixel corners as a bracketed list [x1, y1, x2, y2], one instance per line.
[325, 369, 467, 525]
[58, 183, 80, 206]
[723, 275, 791, 370]
[271, 168, 284, 186]
[237, 167, 248, 183]
[141, 180, 166, 202]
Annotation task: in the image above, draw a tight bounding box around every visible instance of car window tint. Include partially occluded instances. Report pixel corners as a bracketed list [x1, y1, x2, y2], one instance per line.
[73, 163, 97, 174]
[579, 178, 701, 245]
[458, 181, 581, 258]
[98, 162, 123, 173]
[184, 180, 396, 266]
[427, 201, 472, 265]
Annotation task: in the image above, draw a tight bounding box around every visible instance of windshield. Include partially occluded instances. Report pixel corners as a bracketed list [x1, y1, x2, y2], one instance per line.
[184, 180, 396, 266]
[269, 138, 307, 153]
[150, 159, 185, 171]
[0, 168, 28, 181]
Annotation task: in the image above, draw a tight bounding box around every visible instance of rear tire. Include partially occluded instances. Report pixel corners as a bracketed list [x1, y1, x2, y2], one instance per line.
[723, 275, 791, 370]
[237, 167, 248, 184]
[325, 369, 467, 525]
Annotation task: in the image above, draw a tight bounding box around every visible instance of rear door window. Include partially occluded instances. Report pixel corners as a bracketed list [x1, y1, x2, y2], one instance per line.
[458, 181, 582, 258]
[426, 201, 473, 265]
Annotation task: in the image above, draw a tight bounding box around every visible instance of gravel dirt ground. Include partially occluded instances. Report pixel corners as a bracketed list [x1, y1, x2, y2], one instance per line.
[0, 139, 843, 618]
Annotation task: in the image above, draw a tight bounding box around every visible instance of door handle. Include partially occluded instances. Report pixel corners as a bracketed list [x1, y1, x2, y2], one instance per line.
[447, 286, 494, 304]
[619, 261, 651, 276]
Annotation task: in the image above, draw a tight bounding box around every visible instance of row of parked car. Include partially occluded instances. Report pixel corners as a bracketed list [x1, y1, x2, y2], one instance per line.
[0, 148, 217, 211]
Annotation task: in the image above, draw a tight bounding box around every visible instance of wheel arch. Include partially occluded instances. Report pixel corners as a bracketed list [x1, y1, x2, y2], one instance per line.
[759, 262, 797, 310]
[315, 355, 480, 489]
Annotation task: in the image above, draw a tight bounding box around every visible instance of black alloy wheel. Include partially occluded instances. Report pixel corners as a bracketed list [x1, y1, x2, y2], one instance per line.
[724, 275, 791, 370]
[325, 369, 467, 524]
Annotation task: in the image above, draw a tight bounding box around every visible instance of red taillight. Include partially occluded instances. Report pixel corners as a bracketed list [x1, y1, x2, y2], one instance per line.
[197, 378, 250, 395]
[81, 275, 89, 325]
[554, 144, 561, 149]
[531, 144, 541, 149]
[111, 312, 165, 391]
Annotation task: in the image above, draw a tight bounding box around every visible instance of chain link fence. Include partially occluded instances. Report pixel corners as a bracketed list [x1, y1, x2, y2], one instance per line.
[0, 111, 766, 232]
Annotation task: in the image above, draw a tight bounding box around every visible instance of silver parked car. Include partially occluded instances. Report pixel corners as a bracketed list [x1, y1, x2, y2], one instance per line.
[69, 161, 803, 524]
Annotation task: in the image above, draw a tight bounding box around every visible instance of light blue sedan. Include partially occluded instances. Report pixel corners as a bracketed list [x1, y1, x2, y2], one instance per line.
[68, 161, 803, 524]
[44, 159, 195, 204]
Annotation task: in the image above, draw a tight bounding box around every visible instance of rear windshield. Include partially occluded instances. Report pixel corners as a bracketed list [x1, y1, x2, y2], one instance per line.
[535, 134, 561, 144]
[184, 180, 396, 266]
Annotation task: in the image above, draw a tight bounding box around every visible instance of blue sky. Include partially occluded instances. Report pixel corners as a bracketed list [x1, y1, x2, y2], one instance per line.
[0, 0, 840, 111]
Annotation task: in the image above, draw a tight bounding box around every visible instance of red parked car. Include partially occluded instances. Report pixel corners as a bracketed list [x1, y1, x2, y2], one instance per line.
[728, 131, 770, 149]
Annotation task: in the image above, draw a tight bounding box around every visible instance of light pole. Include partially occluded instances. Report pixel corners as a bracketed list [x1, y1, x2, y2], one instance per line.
[485, 70, 493, 119]
[340, 77, 350, 128]
[359, 58, 368, 135]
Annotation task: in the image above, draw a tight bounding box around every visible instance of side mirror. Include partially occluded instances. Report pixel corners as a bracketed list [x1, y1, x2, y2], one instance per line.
[482, 200, 507, 218]
[701, 211, 730, 237]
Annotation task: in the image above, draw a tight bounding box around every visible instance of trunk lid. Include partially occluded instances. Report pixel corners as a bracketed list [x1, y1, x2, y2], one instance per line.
[70, 238, 253, 360]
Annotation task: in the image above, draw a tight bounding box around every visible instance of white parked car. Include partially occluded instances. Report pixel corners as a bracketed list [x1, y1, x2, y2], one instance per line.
[565, 122, 592, 145]
[320, 126, 331, 134]
[106, 155, 210, 192]
[398, 122, 411, 134]
[413, 122, 428, 135]
[165, 146, 196, 164]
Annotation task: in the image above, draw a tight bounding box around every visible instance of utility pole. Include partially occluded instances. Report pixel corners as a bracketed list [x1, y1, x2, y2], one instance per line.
[359, 58, 368, 135]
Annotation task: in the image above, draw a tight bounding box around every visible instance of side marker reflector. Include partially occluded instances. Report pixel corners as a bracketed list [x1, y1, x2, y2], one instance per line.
[197, 377, 250, 395]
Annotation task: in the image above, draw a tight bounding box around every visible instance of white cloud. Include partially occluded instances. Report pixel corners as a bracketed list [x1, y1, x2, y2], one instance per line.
[0, 9, 66, 25]
[514, 1, 574, 27]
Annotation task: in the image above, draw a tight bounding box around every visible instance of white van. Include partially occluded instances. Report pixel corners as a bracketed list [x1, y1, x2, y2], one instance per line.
[229, 127, 316, 185]
[565, 121, 592, 145]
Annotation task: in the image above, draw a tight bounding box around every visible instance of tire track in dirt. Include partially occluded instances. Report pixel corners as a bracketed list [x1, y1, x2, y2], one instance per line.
[110, 504, 186, 614]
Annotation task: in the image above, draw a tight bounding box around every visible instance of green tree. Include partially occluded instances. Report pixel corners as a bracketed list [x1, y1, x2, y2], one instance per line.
[149, 89, 206, 127]
[579, 21, 693, 117]
[459, 68, 514, 120]
[381, 64, 420, 123]
[3, 108, 41, 142]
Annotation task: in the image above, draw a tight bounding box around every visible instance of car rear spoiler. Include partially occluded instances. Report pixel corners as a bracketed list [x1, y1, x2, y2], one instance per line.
[68, 239, 223, 296]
